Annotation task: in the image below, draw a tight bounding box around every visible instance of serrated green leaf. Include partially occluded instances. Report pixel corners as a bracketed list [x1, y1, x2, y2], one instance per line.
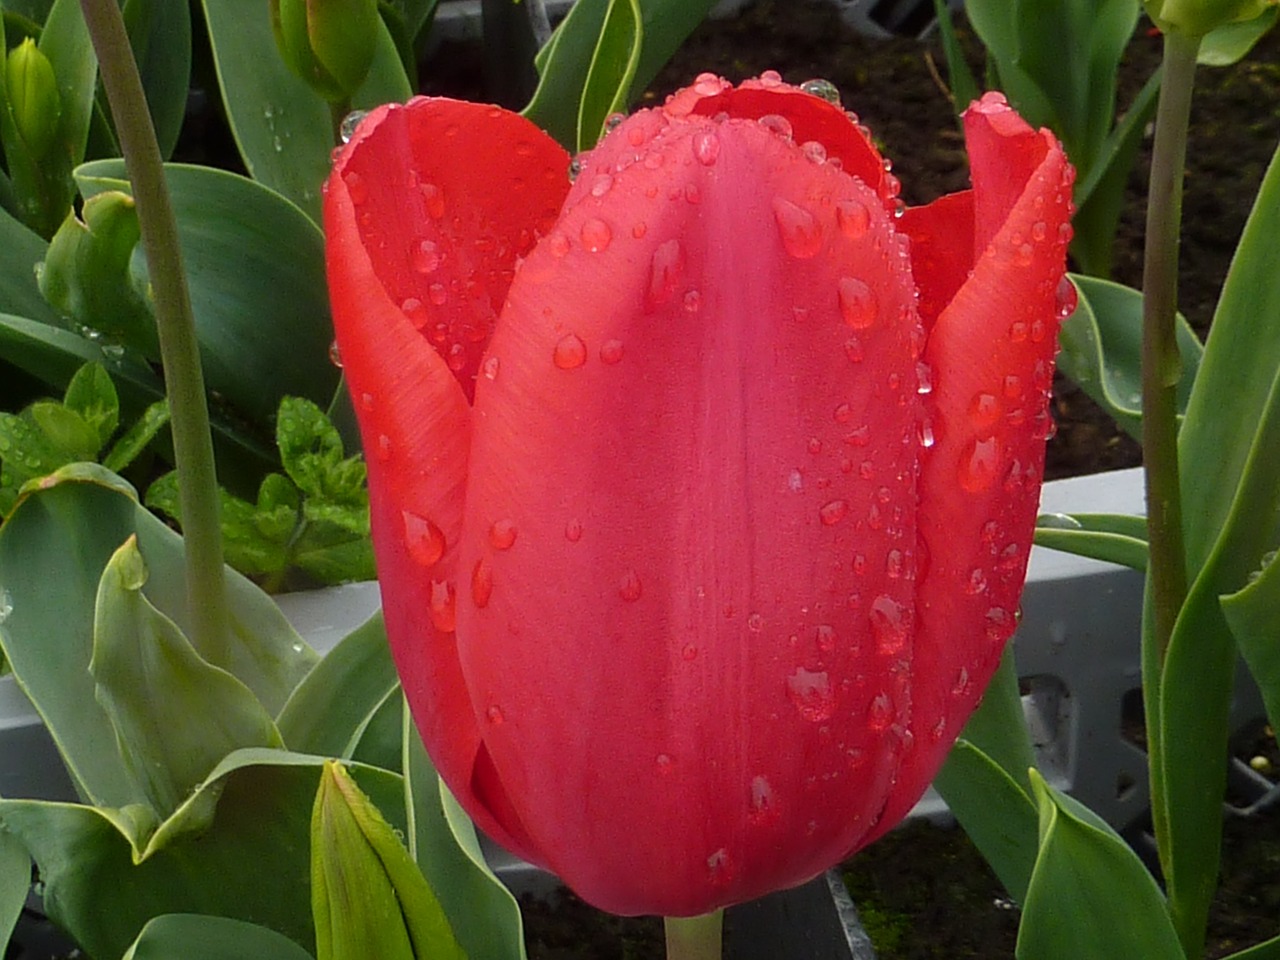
[1034, 512, 1149, 571]
[64, 361, 120, 446]
[1016, 771, 1184, 960]
[102, 398, 169, 473]
[121, 913, 316, 960]
[91, 535, 284, 822]
[277, 396, 351, 500]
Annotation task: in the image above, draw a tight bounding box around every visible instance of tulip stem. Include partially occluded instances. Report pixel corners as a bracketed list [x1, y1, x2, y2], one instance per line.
[664, 911, 723, 960]
[79, 0, 231, 668]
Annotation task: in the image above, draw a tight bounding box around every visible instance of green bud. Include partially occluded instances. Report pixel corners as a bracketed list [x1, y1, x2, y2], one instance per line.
[1144, 0, 1278, 36]
[4, 38, 62, 159]
[310, 761, 467, 960]
[269, 0, 379, 102]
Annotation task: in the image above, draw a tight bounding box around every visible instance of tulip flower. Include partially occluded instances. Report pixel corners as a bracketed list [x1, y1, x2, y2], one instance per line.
[324, 74, 1073, 919]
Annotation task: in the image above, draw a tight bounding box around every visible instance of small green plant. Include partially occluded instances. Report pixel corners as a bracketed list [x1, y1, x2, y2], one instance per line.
[0, 360, 168, 517]
[147, 396, 374, 592]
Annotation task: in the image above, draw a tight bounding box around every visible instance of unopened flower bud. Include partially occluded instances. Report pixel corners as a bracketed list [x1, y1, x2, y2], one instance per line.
[269, 0, 379, 102]
[5, 38, 62, 159]
[1143, 0, 1278, 37]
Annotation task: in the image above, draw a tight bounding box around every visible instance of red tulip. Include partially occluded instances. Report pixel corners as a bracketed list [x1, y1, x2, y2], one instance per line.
[324, 73, 1073, 917]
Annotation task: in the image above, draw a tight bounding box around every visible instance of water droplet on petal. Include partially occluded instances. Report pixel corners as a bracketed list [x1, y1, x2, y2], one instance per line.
[328, 340, 343, 367]
[787, 667, 835, 721]
[489, 519, 517, 550]
[835, 198, 871, 239]
[565, 518, 584, 542]
[985, 606, 1013, 641]
[757, 113, 794, 139]
[772, 197, 823, 259]
[580, 218, 612, 252]
[951, 666, 971, 697]
[1056, 275, 1079, 319]
[619, 569, 642, 602]
[800, 78, 841, 104]
[647, 239, 685, 310]
[819, 499, 849, 526]
[411, 239, 441, 273]
[339, 110, 368, 143]
[472, 558, 493, 608]
[867, 691, 893, 730]
[759, 70, 783, 87]
[969, 393, 1000, 431]
[486, 704, 505, 725]
[420, 182, 445, 219]
[428, 282, 448, 306]
[692, 129, 721, 165]
[568, 158, 582, 183]
[429, 579, 457, 632]
[749, 775, 778, 824]
[959, 436, 1003, 493]
[815, 624, 836, 652]
[606, 112, 627, 132]
[747, 612, 765, 633]
[403, 512, 446, 566]
[869, 594, 910, 655]
[401, 297, 429, 329]
[590, 174, 614, 198]
[482, 355, 501, 381]
[965, 567, 988, 595]
[801, 140, 827, 164]
[553, 333, 588, 369]
[838, 277, 878, 330]
[599, 339, 624, 364]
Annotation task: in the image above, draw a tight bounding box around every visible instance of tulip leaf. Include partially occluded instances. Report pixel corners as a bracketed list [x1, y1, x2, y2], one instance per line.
[121, 0, 192, 159]
[122, 913, 317, 960]
[312, 760, 466, 960]
[200, 0, 410, 222]
[0, 749, 406, 960]
[523, 0, 720, 150]
[404, 707, 527, 960]
[0, 829, 31, 956]
[0, 205, 59, 323]
[1199, 8, 1277, 66]
[102, 398, 169, 473]
[74, 160, 340, 428]
[1034, 512, 1149, 571]
[37, 0, 96, 163]
[1056, 275, 1202, 441]
[1222, 934, 1280, 960]
[277, 610, 399, 758]
[1016, 771, 1184, 960]
[1223, 547, 1280, 735]
[575, 0, 642, 152]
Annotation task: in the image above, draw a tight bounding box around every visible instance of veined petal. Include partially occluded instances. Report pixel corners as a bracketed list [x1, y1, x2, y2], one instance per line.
[456, 106, 923, 915]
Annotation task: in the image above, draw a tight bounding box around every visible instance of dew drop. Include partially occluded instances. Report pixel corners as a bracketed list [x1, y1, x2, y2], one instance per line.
[867, 691, 893, 730]
[757, 113, 794, 139]
[375, 434, 392, 461]
[339, 110, 368, 143]
[599, 339, 625, 364]
[869, 594, 910, 655]
[580, 218, 612, 252]
[486, 704, 505, 725]
[471, 558, 493, 608]
[838, 277, 878, 330]
[707, 848, 734, 885]
[411, 239, 441, 274]
[403, 512, 446, 566]
[916, 362, 933, 395]
[589, 174, 614, 198]
[619, 569, 643, 602]
[747, 612, 765, 633]
[682, 643, 699, 661]
[1056, 275, 1079, 319]
[565, 518, 584, 542]
[656, 753, 673, 773]
[606, 112, 627, 132]
[815, 624, 836, 652]
[420, 182, 445, 219]
[801, 140, 828, 164]
[759, 69, 783, 87]
[647, 239, 685, 310]
[401, 297, 429, 330]
[835, 198, 871, 239]
[787, 667, 835, 721]
[683, 289, 702, 314]
[489, 519, 518, 550]
[985, 606, 1013, 641]
[965, 567, 988, 595]
[930, 716, 947, 742]
[343, 171, 368, 204]
[482, 355, 501, 381]
[800, 78, 841, 104]
[553, 333, 588, 369]
[958, 436, 1002, 493]
[845, 424, 870, 447]
[548, 232, 571, 257]
[885, 549, 903, 579]
[428, 282, 448, 306]
[568, 158, 582, 182]
[631, 221, 648, 239]
[807, 437, 823, 455]
[951, 666, 970, 697]
[328, 340, 342, 368]
[772, 197, 823, 259]
[819, 499, 849, 526]
[692, 129, 721, 165]
[1008, 320, 1028, 343]
[1002, 375, 1024, 400]
[749, 775, 778, 824]
[429, 579, 457, 632]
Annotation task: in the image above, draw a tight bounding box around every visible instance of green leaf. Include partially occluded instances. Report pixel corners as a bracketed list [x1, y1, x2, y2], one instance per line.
[1017, 771, 1184, 959]
[278, 610, 398, 756]
[1056, 275, 1202, 441]
[1222, 933, 1280, 960]
[575, 0, 642, 152]
[74, 161, 341, 427]
[91, 535, 284, 820]
[64, 360, 121, 447]
[1223, 548, 1280, 734]
[277, 396, 365, 503]
[122, 913, 317, 960]
[1034, 512, 1149, 571]
[200, 0, 411, 221]
[1199, 8, 1277, 66]
[38, 191, 157, 356]
[404, 708, 526, 960]
[29, 400, 100, 459]
[0, 205, 60, 323]
[38, 0, 96, 163]
[933, 645, 1039, 902]
[102, 398, 169, 473]
[121, 0, 193, 159]
[0, 750, 406, 960]
[0, 828, 31, 957]
[930, 0, 979, 111]
[312, 760, 466, 960]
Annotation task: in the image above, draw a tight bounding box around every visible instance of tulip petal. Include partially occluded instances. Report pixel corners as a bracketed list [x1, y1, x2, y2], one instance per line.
[332, 97, 570, 400]
[458, 104, 924, 915]
[898, 190, 974, 330]
[866, 97, 1074, 843]
[324, 99, 567, 862]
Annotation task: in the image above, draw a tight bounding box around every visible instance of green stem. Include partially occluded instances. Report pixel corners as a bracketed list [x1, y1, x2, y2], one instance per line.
[79, 0, 231, 668]
[1141, 30, 1198, 663]
[664, 912, 723, 960]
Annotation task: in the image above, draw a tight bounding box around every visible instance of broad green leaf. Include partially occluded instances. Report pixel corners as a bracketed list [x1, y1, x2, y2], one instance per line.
[92, 535, 283, 820]
[1223, 548, 1280, 733]
[102, 398, 169, 473]
[122, 914, 316, 960]
[1034, 512, 1149, 571]
[934, 646, 1039, 902]
[1017, 771, 1184, 959]
[404, 708, 526, 960]
[278, 610, 398, 756]
[38, 0, 96, 162]
[524, 0, 718, 150]
[38, 191, 157, 356]
[0, 749, 406, 960]
[312, 761, 465, 960]
[575, 0, 642, 152]
[64, 360, 120, 447]
[75, 161, 340, 426]
[0, 205, 59, 323]
[1056, 275, 1202, 441]
[121, 0, 192, 159]
[1199, 8, 1277, 65]
[0, 829, 31, 956]
[1224, 934, 1280, 959]
[200, 0, 411, 221]
[29, 400, 99, 458]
